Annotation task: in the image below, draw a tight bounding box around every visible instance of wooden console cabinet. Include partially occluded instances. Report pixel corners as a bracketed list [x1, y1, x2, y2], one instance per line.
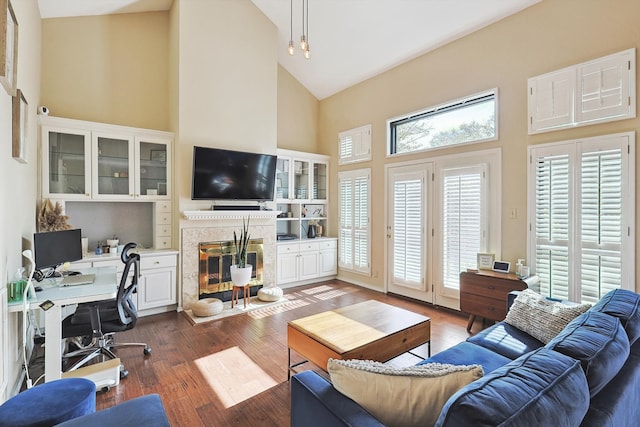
[460, 270, 528, 332]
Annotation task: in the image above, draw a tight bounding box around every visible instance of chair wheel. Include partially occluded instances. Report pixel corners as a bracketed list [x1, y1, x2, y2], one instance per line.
[101, 386, 111, 393]
[143, 347, 151, 355]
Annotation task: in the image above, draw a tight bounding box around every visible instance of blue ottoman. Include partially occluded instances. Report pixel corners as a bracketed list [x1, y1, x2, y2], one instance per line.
[0, 378, 96, 427]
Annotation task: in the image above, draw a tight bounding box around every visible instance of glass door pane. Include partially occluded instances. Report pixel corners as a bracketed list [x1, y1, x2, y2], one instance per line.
[276, 157, 290, 199]
[96, 136, 130, 196]
[312, 162, 327, 201]
[139, 141, 168, 196]
[48, 131, 87, 196]
[294, 160, 309, 200]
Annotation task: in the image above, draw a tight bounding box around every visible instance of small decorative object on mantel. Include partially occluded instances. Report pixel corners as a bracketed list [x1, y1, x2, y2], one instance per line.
[37, 199, 72, 232]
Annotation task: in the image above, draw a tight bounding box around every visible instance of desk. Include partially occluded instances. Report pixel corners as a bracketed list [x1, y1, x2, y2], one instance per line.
[8, 267, 118, 382]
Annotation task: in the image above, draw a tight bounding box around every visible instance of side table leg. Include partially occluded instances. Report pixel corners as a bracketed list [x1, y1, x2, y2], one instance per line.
[466, 315, 476, 332]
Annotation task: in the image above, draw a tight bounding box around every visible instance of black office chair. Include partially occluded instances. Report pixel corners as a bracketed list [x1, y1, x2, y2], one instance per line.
[62, 243, 151, 379]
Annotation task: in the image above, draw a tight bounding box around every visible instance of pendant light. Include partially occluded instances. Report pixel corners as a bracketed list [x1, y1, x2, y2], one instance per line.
[287, 0, 311, 59]
[288, 0, 295, 55]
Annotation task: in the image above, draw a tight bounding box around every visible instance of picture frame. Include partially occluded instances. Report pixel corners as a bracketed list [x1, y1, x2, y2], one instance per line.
[477, 252, 495, 270]
[12, 88, 27, 163]
[150, 149, 166, 162]
[0, 0, 18, 96]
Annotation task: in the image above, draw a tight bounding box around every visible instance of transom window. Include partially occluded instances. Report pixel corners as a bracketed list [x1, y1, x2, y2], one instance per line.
[388, 90, 498, 155]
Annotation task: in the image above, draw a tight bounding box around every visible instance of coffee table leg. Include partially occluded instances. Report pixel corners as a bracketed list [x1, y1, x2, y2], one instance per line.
[287, 347, 309, 381]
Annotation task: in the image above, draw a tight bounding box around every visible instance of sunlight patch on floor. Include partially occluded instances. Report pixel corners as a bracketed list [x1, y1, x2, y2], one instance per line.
[248, 298, 310, 319]
[195, 346, 278, 408]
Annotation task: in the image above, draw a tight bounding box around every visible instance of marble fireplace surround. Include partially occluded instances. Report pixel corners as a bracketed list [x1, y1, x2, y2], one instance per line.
[181, 210, 279, 310]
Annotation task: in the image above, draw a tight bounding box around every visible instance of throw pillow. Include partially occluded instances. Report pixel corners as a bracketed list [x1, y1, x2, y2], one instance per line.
[327, 359, 483, 427]
[505, 289, 591, 344]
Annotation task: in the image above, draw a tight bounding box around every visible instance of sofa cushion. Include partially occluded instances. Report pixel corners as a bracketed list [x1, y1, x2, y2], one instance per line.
[435, 348, 590, 427]
[546, 311, 630, 397]
[590, 288, 640, 345]
[328, 359, 482, 427]
[505, 289, 591, 343]
[422, 341, 511, 374]
[467, 321, 545, 360]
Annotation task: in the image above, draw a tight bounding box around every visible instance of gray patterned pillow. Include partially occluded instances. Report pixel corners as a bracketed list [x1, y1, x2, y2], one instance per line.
[505, 289, 591, 344]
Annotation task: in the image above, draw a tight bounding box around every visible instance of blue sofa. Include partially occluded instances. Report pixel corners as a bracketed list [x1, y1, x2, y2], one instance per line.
[291, 289, 640, 427]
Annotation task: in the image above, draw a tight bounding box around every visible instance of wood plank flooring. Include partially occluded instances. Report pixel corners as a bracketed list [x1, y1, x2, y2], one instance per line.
[95, 280, 471, 426]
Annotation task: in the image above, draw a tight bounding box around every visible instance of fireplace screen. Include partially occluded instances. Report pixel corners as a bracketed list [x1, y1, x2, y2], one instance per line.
[199, 239, 263, 295]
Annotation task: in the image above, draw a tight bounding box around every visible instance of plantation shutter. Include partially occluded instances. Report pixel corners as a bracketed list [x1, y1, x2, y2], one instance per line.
[391, 171, 424, 289]
[338, 169, 370, 274]
[534, 153, 571, 300]
[579, 147, 623, 304]
[338, 125, 372, 165]
[442, 166, 484, 290]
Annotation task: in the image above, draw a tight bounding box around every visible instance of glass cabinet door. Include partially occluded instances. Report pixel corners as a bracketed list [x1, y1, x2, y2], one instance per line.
[293, 159, 310, 200]
[43, 128, 91, 199]
[136, 136, 171, 199]
[312, 161, 328, 201]
[92, 133, 134, 199]
[275, 157, 290, 200]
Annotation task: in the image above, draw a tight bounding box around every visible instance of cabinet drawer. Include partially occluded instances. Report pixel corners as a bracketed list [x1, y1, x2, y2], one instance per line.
[154, 210, 172, 225]
[460, 294, 507, 321]
[278, 243, 299, 254]
[92, 258, 124, 272]
[154, 239, 172, 249]
[461, 275, 526, 298]
[299, 242, 319, 252]
[318, 239, 337, 250]
[141, 254, 177, 270]
[155, 201, 171, 212]
[155, 224, 172, 237]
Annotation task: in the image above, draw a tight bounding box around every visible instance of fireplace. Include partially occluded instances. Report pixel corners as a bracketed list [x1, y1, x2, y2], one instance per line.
[199, 238, 263, 296]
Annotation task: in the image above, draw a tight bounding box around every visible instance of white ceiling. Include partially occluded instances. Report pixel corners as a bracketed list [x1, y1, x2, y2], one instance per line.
[38, 0, 541, 100]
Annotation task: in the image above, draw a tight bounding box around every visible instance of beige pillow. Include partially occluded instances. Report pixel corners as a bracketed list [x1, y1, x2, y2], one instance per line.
[505, 289, 591, 343]
[327, 359, 483, 427]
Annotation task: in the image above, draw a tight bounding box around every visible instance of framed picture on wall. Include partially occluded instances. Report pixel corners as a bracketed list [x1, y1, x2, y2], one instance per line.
[12, 88, 28, 163]
[0, 0, 18, 96]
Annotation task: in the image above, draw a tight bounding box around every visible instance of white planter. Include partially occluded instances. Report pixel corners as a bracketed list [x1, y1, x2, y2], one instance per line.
[230, 265, 252, 287]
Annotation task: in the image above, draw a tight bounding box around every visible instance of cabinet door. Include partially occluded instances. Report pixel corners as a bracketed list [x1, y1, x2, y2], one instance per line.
[299, 250, 319, 281]
[311, 161, 328, 202]
[92, 132, 134, 199]
[293, 159, 310, 201]
[137, 267, 176, 310]
[319, 241, 337, 276]
[135, 136, 171, 200]
[276, 252, 298, 284]
[42, 126, 92, 199]
[275, 156, 291, 201]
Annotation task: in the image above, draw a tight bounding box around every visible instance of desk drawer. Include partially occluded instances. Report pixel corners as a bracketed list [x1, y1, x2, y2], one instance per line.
[460, 294, 506, 322]
[141, 254, 177, 270]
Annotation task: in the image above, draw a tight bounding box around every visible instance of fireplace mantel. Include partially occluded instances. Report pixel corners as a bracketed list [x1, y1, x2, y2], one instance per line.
[182, 210, 281, 221]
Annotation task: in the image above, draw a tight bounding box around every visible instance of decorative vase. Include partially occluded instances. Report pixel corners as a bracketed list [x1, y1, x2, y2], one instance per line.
[230, 265, 252, 287]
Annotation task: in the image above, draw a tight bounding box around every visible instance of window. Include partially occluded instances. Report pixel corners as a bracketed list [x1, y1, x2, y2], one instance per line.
[388, 90, 497, 155]
[339, 125, 371, 165]
[528, 132, 635, 304]
[338, 169, 371, 274]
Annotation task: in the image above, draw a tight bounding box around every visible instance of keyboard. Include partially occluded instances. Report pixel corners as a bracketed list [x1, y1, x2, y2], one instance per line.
[60, 274, 96, 286]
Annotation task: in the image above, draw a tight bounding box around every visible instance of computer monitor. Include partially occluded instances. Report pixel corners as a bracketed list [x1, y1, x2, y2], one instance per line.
[34, 229, 83, 270]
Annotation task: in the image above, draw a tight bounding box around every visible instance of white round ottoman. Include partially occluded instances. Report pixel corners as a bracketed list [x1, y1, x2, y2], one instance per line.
[257, 287, 283, 302]
[191, 298, 224, 317]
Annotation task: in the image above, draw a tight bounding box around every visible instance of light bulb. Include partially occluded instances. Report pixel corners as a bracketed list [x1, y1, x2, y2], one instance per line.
[300, 35, 307, 52]
[288, 40, 295, 55]
[304, 46, 311, 59]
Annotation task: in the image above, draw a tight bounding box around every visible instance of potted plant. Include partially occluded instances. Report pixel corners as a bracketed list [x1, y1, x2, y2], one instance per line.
[230, 217, 252, 286]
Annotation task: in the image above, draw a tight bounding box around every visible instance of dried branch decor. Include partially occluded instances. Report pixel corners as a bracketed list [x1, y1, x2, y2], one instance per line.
[38, 199, 72, 232]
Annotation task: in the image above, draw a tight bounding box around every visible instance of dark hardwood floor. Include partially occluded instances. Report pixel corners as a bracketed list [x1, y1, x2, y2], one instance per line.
[95, 280, 471, 426]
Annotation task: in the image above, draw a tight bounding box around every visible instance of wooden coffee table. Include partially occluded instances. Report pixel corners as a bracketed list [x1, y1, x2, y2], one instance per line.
[287, 300, 431, 379]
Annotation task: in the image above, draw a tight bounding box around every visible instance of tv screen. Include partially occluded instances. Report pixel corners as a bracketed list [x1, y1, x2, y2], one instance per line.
[192, 146, 277, 201]
[34, 229, 83, 270]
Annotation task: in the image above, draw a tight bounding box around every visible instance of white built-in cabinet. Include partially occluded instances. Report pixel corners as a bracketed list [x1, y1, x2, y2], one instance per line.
[528, 48, 636, 134]
[40, 116, 172, 201]
[276, 238, 337, 285]
[72, 251, 177, 317]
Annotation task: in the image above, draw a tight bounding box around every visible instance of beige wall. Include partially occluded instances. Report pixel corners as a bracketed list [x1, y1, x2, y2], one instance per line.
[277, 65, 318, 152]
[319, 0, 640, 292]
[40, 12, 170, 131]
[173, 0, 279, 213]
[0, 0, 41, 400]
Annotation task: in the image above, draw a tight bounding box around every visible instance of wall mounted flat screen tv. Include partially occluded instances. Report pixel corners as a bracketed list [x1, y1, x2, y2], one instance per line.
[192, 146, 277, 201]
